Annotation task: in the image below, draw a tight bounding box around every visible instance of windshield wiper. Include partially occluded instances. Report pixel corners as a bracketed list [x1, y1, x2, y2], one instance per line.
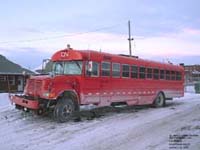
[74, 61, 81, 70]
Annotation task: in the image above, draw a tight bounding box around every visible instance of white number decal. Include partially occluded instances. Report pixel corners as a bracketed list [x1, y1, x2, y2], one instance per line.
[61, 52, 68, 57]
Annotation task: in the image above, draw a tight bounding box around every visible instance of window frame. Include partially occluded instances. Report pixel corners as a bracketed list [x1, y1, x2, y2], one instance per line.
[112, 63, 120, 78]
[8, 76, 15, 85]
[166, 70, 171, 80]
[147, 68, 153, 79]
[131, 65, 138, 79]
[101, 61, 111, 77]
[171, 71, 176, 80]
[122, 64, 130, 78]
[153, 68, 159, 80]
[0, 76, 6, 82]
[139, 66, 146, 79]
[160, 69, 165, 80]
[176, 71, 182, 81]
[85, 61, 99, 77]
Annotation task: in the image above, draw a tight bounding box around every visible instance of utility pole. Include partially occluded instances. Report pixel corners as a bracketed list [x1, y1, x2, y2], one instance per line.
[128, 20, 134, 56]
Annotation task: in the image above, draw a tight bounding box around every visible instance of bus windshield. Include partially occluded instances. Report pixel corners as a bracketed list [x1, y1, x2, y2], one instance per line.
[52, 61, 83, 75]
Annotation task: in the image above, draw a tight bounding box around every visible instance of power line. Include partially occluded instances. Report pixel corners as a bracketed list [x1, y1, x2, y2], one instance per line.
[0, 23, 125, 45]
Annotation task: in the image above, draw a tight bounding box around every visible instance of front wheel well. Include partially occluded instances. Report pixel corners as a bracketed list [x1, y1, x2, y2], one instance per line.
[57, 91, 80, 111]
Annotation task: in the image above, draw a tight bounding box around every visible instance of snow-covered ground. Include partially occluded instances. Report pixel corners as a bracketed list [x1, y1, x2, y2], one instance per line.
[0, 93, 11, 108]
[0, 93, 200, 150]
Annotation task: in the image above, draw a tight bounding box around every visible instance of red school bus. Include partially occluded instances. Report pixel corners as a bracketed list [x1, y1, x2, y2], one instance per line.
[10, 48, 184, 122]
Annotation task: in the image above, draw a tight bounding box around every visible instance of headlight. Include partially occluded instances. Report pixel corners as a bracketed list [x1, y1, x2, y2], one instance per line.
[43, 92, 55, 99]
[43, 92, 50, 97]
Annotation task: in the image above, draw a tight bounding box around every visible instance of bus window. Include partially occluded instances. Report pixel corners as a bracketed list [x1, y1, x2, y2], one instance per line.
[86, 61, 99, 77]
[171, 71, 175, 80]
[53, 62, 64, 75]
[64, 61, 83, 75]
[166, 70, 170, 80]
[176, 72, 182, 80]
[153, 69, 159, 80]
[160, 70, 165, 79]
[112, 63, 120, 77]
[101, 62, 111, 77]
[122, 64, 130, 78]
[131, 65, 138, 78]
[147, 68, 152, 79]
[139, 67, 146, 79]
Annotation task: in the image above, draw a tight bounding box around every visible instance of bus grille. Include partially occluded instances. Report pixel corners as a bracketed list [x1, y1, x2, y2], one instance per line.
[26, 79, 42, 96]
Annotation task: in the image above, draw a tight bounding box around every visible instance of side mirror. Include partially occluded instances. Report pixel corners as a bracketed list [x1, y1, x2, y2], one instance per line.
[42, 59, 51, 74]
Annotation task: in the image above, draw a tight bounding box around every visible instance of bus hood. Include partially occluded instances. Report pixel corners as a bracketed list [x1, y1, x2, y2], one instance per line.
[24, 75, 52, 98]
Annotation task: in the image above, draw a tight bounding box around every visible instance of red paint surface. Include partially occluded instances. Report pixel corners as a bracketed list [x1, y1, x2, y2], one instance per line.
[10, 95, 39, 109]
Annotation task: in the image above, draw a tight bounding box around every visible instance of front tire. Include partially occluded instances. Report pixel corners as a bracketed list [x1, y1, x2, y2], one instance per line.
[154, 92, 165, 107]
[53, 97, 75, 123]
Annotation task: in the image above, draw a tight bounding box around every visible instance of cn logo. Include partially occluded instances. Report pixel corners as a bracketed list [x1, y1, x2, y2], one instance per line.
[61, 52, 69, 57]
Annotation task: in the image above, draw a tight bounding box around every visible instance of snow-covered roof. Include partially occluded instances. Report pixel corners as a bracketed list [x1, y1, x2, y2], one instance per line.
[192, 70, 200, 75]
[0, 55, 34, 75]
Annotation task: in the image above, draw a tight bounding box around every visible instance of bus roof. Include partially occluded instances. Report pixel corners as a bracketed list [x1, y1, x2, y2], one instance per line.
[51, 49, 184, 71]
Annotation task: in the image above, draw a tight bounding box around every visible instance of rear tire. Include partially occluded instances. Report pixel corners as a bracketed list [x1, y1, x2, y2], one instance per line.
[53, 97, 75, 123]
[154, 92, 165, 108]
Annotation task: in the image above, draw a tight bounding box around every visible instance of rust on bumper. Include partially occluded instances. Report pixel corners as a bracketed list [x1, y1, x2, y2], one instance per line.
[10, 95, 39, 110]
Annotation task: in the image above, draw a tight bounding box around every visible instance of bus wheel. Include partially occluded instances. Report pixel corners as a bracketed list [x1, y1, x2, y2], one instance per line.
[53, 97, 75, 123]
[154, 93, 165, 108]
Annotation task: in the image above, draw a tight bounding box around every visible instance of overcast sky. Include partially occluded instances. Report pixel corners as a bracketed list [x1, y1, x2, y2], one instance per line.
[0, 0, 200, 69]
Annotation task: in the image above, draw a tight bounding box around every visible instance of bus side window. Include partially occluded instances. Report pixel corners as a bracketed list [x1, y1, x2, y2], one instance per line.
[131, 65, 138, 78]
[153, 69, 159, 80]
[86, 61, 99, 77]
[176, 71, 182, 80]
[101, 62, 111, 77]
[122, 64, 130, 78]
[139, 67, 146, 79]
[147, 68, 152, 79]
[166, 70, 170, 80]
[160, 70, 165, 79]
[171, 71, 175, 80]
[112, 63, 120, 77]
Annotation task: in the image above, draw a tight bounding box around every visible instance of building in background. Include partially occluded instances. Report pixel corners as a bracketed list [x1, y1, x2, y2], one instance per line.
[184, 65, 200, 84]
[0, 55, 34, 93]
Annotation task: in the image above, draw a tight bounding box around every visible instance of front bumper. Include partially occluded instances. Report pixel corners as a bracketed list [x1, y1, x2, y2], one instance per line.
[10, 95, 39, 110]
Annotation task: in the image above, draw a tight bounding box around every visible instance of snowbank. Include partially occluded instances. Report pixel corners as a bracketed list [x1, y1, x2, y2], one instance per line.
[185, 85, 195, 93]
[0, 93, 10, 107]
